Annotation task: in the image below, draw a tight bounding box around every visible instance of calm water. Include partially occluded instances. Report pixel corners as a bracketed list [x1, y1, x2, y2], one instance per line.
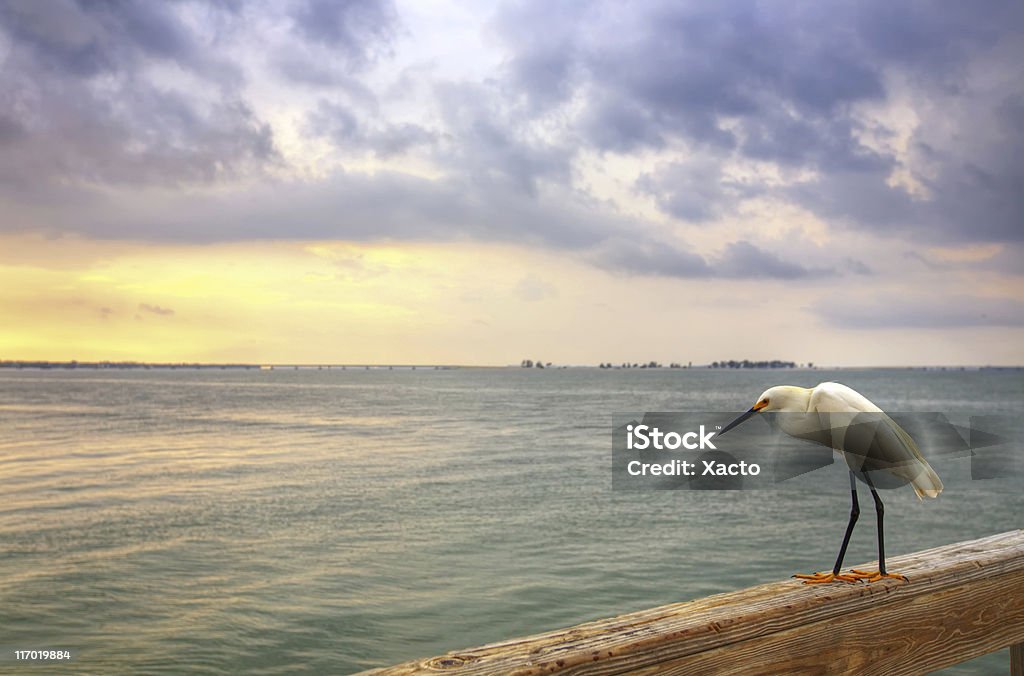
[0, 368, 1021, 674]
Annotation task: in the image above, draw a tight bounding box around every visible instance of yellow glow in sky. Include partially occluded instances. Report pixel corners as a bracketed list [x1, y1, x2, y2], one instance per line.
[1, 233, 1022, 366]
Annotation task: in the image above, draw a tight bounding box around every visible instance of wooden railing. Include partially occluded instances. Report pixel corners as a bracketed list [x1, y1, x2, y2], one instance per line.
[358, 530, 1024, 675]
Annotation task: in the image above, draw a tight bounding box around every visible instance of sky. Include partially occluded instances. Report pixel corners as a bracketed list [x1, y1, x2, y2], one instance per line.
[0, 0, 1022, 366]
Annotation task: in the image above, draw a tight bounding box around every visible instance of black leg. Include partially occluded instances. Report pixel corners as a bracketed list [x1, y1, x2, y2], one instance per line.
[832, 472, 860, 575]
[870, 487, 886, 574]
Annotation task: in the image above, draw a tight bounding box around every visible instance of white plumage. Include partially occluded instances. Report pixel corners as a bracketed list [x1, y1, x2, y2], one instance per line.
[721, 381, 943, 583]
[753, 382, 943, 499]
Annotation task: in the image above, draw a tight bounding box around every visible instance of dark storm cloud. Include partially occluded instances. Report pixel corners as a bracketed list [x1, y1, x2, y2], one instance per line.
[920, 139, 1024, 243]
[1, 0, 1022, 273]
[274, 53, 380, 105]
[1, 0, 204, 78]
[591, 238, 712, 278]
[306, 100, 436, 158]
[590, 239, 824, 280]
[637, 160, 761, 222]
[490, 1, 583, 113]
[274, 0, 399, 97]
[431, 81, 574, 198]
[561, 2, 891, 162]
[289, 0, 397, 67]
[493, 0, 1024, 242]
[741, 112, 888, 173]
[715, 241, 826, 279]
[850, 3, 1006, 72]
[0, 0, 275, 192]
[795, 124, 1024, 242]
[816, 296, 1024, 329]
[47, 170, 617, 248]
[4, 160, 815, 279]
[788, 172, 917, 228]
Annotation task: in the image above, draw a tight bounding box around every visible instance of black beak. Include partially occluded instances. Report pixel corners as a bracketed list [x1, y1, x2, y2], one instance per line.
[718, 407, 759, 436]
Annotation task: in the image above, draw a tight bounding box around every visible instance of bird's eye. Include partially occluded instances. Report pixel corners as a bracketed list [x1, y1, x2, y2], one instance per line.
[763, 398, 770, 404]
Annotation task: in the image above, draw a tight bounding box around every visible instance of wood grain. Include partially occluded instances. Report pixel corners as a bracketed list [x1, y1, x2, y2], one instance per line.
[357, 530, 1024, 675]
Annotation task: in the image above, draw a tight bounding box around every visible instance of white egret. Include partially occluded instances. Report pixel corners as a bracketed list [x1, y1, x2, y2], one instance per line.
[720, 382, 943, 584]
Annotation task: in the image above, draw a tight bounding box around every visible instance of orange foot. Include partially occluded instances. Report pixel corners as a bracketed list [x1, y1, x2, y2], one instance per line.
[792, 571, 860, 584]
[847, 569, 908, 583]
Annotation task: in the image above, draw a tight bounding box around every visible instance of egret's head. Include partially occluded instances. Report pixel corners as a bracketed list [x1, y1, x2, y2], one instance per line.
[752, 385, 808, 413]
[719, 385, 810, 435]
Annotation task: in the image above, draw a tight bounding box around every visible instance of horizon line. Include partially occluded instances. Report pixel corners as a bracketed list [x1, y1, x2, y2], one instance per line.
[1, 360, 1021, 370]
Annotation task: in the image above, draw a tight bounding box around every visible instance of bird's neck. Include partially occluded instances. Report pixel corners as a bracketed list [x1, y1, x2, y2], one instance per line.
[786, 386, 813, 412]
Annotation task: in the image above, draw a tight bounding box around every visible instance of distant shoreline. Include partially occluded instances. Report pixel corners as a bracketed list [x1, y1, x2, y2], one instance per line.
[0, 361, 1020, 371]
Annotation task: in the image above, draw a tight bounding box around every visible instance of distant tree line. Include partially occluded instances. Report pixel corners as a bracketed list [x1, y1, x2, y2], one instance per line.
[594, 360, 808, 369]
[598, 362, 688, 369]
[710, 360, 803, 368]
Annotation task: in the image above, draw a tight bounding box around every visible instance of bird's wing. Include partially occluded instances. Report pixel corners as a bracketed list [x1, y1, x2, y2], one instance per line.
[811, 382, 943, 499]
[885, 418, 944, 499]
[809, 382, 883, 413]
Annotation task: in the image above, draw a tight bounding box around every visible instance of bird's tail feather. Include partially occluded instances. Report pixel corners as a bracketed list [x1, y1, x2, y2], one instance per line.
[888, 417, 943, 499]
[911, 463, 943, 500]
[890, 461, 942, 499]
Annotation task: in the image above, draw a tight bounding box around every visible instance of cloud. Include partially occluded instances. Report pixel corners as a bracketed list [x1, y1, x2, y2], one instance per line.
[589, 238, 824, 280]
[491, 0, 1024, 241]
[139, 303, 174, 317]
[905, 243, 1024, 276]
[0, 0, 276, 194]
[715, 241, 826, 280]
[288, 0, 397, 68]
[816, 295, 1024, 329]
[432, 81, 574, 197]
[305, 100, 436, 157]
[590, 238, 710, 278]
[491, 1, 584, 113]
[843, 258, 873, 275]
[514, 1, 892, 164]
[1, 0, 207, 78]
[637, 159, 762, 222]
[271, 0, 399, 104]
[274, 52, 381, 102]
[0, 0, 1021, 281]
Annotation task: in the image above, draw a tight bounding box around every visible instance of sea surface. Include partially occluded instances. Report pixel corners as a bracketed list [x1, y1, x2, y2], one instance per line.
[0, 367, 1021, 674]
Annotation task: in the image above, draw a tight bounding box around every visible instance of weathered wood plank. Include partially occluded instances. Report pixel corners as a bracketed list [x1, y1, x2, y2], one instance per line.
[1011, 642, 1023, 676]
[357, 530, 1024, 675]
